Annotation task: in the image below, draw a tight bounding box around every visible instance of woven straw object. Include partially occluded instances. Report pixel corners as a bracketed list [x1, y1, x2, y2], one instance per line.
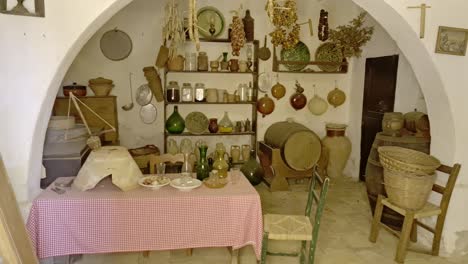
[378, 146, 440, 174]
[383, 168, 435, 210]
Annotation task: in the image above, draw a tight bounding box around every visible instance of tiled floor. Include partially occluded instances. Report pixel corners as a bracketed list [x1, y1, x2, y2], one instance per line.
[75, 177, 468, 264]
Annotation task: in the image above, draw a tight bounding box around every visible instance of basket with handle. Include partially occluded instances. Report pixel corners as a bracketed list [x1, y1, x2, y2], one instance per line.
[378, 146, 440, 174]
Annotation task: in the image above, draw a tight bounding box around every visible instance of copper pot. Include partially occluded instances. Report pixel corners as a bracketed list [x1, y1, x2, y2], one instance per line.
[63, 82, 86, 97]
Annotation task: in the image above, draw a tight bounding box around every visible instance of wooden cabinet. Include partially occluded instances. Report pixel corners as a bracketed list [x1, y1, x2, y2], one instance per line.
[52, 96, 119, 144]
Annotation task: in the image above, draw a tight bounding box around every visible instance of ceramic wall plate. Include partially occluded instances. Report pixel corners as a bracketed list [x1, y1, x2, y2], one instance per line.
[280, 41, 310, 72]
[140, 104, 157, 124]
[136, 84, 153, 106]
[185, 111, 209, 134]
[315, 42, 343, 72]
[197, 6, 225, 39]
[100, 29, 133, 61]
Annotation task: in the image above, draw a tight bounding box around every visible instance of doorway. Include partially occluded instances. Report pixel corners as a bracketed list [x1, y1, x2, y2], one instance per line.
[359, 55, 399, 181]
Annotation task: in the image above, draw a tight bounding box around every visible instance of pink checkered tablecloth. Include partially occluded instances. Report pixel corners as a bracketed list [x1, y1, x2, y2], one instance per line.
[26, 172, 263, 259]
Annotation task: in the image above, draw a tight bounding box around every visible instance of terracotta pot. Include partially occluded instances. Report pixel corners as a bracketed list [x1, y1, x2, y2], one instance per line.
[208, 118, 219, 133]
[322, 123, 351, 178]
[229, 59, 239, 72]
[63, 82, 86, 97]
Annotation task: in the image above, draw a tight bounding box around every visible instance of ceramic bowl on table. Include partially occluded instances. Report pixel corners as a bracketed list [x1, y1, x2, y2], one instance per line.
[170, 177, 202, 191]
[138, 175, 170, 190]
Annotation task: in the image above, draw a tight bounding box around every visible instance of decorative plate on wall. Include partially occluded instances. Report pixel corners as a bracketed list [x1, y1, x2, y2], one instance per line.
[315, 42, 343, 72]
[185, 111, 209, 134]
[100, 29, 133, 61]
[280, 41, 310, 72]
[197, 6, 225, 39]
[136, 84, 153, 106]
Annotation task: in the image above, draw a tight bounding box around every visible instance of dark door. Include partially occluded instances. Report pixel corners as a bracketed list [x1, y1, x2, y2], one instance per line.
[359, 55, 399, 181]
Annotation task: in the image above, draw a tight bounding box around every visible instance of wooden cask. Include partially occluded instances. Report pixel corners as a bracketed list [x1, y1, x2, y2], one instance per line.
[365, 132, 430, 229]
[264, 121, 321, 171]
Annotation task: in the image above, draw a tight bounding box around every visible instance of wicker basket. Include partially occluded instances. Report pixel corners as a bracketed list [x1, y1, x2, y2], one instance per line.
[378, 146, 440, 174]
[383, 168, 435, 210]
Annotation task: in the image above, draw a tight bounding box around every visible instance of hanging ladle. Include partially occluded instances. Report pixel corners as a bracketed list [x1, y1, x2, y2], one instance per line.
[122, 72, 134, 111]
[258, 35, 271, 61]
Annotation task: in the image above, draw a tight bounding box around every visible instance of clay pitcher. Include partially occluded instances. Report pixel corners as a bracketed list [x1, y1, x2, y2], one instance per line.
[229, 59, 239, 72]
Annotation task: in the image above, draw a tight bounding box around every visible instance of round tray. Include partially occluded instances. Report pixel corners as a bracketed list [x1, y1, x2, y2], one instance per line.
[315, 42, 343, 72]
[280, 41, 310, 72]
[136, 84, 153, 106]
[138, 175, 170, 189]
[100, 29, 133, 61]
[185, 112, 209, 134]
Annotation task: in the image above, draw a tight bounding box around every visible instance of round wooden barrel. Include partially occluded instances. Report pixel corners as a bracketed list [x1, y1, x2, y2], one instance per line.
[365, 132, 430, 230]
[404, 111, 430, 133]
[264, 121, 321, 171]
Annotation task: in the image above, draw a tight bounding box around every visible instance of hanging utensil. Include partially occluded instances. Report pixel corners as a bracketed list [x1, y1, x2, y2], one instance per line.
[258, 35, 271, 61]
[122, 73, 134, 111]
[258, 66, 271, 93]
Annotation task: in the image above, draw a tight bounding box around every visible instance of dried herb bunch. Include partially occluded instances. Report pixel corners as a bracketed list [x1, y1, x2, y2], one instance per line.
[329, 12, 374, 58]
[266, 0, 300, 49]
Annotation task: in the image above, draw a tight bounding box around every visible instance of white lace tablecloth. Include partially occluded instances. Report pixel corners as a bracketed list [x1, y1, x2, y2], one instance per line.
[27, 172, 263, 259]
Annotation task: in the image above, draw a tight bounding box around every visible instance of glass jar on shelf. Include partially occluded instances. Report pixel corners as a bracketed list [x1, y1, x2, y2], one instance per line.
[181, 83, 193, 102]
[197, 51, 208, 71]
[194, 83, 206, 102]
[185, 52, 197, 71]
[166, 81, 180, 102]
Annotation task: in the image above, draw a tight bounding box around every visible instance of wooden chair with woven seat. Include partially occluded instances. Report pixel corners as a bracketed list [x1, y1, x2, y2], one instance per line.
[148, 153, 185, 174]
[261, 166, 330, 264]
[369, 163, 461, 263]
[145, 153, 190, 258]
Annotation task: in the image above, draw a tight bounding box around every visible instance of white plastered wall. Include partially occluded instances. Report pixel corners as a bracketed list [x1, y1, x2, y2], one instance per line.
[0, 0, 466, 256]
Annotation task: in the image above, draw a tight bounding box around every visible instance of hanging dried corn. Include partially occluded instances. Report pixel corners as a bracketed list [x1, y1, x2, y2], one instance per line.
[265, 0, 300, 49]
[163, 0, 185, 59]
[187, 0, 200, 51]
[230, 11, 245, 56]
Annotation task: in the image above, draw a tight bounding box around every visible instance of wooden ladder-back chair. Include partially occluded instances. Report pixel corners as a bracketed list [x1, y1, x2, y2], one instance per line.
[261, 166, 330, 264]
[148, 153, 184, 174]
[369, 163, 461, 263]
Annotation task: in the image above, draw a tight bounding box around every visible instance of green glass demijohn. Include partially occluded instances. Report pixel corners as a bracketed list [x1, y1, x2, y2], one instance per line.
[196, 144, 210, 181]
[240, 149, 264, 186]
[165, 106, 185, 134]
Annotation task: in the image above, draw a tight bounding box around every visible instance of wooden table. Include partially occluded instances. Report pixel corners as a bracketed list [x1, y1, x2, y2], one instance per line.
[27, 172, 263, 262]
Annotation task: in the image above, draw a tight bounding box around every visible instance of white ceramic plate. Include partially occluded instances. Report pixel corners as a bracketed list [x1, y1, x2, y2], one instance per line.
[170, 177, 202, 192]
[139, 175, 170, 189]
[140, 104, 157, 124]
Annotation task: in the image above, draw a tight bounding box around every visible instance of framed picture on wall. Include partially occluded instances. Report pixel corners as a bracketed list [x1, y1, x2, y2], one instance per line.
[435, 26, 468, 56]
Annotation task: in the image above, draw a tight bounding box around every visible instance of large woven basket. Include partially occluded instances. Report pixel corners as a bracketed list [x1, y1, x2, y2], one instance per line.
[378, 146, 440, 174]
[383, 168, 435, 210]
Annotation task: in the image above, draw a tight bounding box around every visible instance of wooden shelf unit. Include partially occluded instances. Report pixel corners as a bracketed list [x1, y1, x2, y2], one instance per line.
[163, 40, 260, 154]
[272, 46, 348, 74]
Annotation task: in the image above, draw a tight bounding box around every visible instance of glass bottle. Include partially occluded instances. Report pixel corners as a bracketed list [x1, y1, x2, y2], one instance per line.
[166, 81, 180, 102]
[165, 106, 185, 134]
[181, 83, 193, 102]
[194, 83, 206, 102]
[197, 51, 208, 71]
[196, 144, 210, 181]
[247, 81, 254, 101]
[240, 149, 263, 186]
[213, 143, 229, 178]
[237, 83, 248, 102]
[181, 152, 193, 173]
[218, 111, 233, 133]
